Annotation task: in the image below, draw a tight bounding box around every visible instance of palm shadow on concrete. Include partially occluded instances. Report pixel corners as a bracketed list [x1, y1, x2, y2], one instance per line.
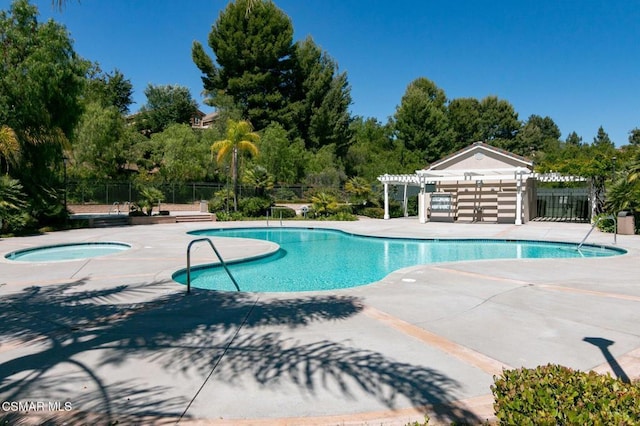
[583, 337, 631, 383]
[0, 279, 483, 424]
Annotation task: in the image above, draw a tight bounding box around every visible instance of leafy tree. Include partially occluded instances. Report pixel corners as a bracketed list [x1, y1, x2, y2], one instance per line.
[72, 102, 129, 179]
[135, 84, 198, 135]
[305, 144, 345, 188]
[629, 128, 640, 146]
[192, 0, 294, 130]
[447, 97, 483, 151]
[0, 0, 88, 228]
[593, 126, 615, 149]
[515, 114, 561, 156]
[290, 36, 352, 156]
[212, 119, 260, 210]
[565, 131, 583, 146]
[255, 122, 306, 184]
[478, 96, 521, 152]
[84, 65, 134, 114]
[394, 78, 453, 164]
[345, 117, 404, 180]
[151, 124, 211, 182]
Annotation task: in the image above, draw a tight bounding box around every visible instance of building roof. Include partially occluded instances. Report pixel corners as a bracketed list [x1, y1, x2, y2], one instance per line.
[425, 141, 533, 171]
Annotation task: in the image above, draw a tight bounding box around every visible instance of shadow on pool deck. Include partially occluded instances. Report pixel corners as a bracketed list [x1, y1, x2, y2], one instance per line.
[0, 279, 483, 425]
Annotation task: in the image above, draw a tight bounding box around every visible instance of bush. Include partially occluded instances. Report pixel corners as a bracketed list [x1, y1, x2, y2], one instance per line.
[362, 207, 385, 219]
[215, 211, 244, 221]
[594, 213, 616, 233]
[492, 364, 640, 424]
[328, 212, 358, 221]
[272, 207, 297, 219]
[238, 197, 273, 217]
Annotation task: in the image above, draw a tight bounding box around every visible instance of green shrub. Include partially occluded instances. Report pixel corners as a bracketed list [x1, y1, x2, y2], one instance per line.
[274, 188, 297, 202]
[594, 213, 616, 233]
[239, 197, 273, 217]
[492, 364, 640, 424]
[329, 211, 358, 221]
[215, 211, 244, 221]
[362, 207, 385, 219]
[272, 207, 297, 219]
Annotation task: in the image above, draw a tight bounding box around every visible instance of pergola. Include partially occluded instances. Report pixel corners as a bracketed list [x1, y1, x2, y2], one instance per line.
[378, 169, 586, 225]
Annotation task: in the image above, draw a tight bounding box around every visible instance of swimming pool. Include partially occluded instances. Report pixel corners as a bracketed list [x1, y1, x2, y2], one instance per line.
[5, 242, 131, 262]
[172, 228, 625, 293]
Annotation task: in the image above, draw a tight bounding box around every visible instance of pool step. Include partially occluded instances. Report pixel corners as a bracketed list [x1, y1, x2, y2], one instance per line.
[89, 216, 130, 228]
[175, 214, 216, 223]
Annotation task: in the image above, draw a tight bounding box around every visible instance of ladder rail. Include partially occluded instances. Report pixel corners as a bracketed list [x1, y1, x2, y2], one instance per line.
[578, 214, 617, 250]
[186, 237, 240, 293]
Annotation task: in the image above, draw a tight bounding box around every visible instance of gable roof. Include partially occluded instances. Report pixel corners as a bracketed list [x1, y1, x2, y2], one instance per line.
[425, 141, 532, 171]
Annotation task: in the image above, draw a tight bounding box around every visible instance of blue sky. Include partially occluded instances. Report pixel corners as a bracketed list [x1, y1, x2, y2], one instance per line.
[9, 0, 640, 146]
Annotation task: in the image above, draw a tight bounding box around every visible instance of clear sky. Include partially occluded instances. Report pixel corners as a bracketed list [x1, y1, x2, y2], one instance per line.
[8, 0, 640, 146]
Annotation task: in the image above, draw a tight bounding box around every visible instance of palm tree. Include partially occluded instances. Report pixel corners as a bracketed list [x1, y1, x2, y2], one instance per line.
[212, 119, 259, 211]
[0, 125, 20, 174]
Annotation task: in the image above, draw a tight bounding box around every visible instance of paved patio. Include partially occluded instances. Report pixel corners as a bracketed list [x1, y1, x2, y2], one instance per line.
[0, 218, 638, 425]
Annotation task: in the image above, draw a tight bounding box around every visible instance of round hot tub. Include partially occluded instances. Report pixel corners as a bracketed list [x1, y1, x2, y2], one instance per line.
[5, 242, 131, 262]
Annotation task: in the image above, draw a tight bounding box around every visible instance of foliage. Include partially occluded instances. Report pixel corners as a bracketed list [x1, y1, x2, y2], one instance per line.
[0, 125, 20, 173]
[84, 65, 133, 114]
[492, 364, 640, 424]
[238, 196, 272, 217]
[242, 165, 274, 197]
[212, 119, 260, 210]
[305, 144, 345, 187]
[273, 206, 297, 219]
[133, 186, 165, 216]
[291, 36, 353, 156]
[0, 0, 88, 226]
[310, 191, 339, 217]
[208, 189, 233, 213]
[361, 207, 385, 219]
[256, 122, 307, 184]
[0, 175, 30, 233]
[135, 84, 198, 135]
[151, 124, 211, 182]
[344, 176, 373, 205]
[193, 0, 294, 131]
[394, 77, 453, 164]
[72, 102, 129, 179]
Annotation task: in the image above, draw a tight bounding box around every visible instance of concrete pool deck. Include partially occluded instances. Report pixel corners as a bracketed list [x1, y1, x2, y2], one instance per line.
[0, 218, 639, 425]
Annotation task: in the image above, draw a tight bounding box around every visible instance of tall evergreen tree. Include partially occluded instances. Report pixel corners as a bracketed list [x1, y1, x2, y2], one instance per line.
[192, 0, 294, 131]
[290, 37, 352, 156]
[478, 96, 521, 151]
[394, 77, 453, 165]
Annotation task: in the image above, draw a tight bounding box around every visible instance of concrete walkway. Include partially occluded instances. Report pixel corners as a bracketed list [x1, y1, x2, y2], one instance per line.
[0, 219, 638, 425]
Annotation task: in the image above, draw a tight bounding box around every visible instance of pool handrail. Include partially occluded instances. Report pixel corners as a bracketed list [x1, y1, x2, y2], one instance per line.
[186, 238, 240, 293]
[578, 214, 616, 250]
[266, 207, 283, 227]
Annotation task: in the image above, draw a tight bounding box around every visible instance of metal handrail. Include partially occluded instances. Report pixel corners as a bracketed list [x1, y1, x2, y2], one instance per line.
[266, 208, 283, 227]
[186, 238, 240, 293]
[578, 214, 617, 250]
[109, 201, 120, 215]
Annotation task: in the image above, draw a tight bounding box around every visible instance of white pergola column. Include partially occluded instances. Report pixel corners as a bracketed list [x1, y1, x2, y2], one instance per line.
[515, 172, 523, 225]
[403, 183, 408, 217]
[383, 182, 390, 220]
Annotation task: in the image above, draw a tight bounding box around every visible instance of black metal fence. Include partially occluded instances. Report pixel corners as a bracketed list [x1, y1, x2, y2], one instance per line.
[67, 181, 315, 205]
[535, 188, 590, 222]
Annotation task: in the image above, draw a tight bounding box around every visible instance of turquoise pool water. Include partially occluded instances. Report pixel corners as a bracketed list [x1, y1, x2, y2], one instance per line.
[5, 242, 131, 262]
[173, 228, 625, 293]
